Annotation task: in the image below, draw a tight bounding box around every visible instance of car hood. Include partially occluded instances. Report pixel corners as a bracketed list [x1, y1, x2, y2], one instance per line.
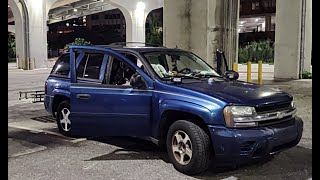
[176, 78, 292, 105]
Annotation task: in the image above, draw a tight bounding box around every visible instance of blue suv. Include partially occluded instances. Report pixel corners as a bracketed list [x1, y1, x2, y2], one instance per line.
[44, 44, 303, 175]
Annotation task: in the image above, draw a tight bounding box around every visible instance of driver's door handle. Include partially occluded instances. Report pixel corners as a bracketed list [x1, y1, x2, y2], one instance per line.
[76, 94, 91, 100]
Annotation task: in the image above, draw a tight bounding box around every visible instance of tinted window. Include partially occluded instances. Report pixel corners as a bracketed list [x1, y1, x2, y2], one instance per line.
[108, 58, 136, 86]
[77, 53, 104, 80]
[51, 54, 70, 76]
[76, 54, 88, 78]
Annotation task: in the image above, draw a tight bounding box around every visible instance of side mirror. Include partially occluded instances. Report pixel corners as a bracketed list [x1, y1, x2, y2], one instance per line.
[223, 70, 239, 80]
[130, 73, 147, 89]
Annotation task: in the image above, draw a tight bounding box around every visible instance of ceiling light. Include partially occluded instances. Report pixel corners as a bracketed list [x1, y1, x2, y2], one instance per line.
[73, 8, 78, 12]
[136, 2, 145, 10]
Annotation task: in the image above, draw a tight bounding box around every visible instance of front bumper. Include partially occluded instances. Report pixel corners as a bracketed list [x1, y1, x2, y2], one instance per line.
[208, 116, 303, 164]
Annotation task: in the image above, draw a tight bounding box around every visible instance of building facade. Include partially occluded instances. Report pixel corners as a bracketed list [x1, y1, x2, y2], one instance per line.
[85, 8, 126, 39]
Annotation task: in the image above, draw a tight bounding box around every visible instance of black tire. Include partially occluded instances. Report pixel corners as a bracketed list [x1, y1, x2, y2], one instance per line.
[166, 120, 212, 175]
[56, 100, 72, 137]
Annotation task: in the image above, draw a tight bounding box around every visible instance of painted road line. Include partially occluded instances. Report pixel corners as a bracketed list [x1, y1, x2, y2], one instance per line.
[221, 176, 238, 180]
[8, 138, 47, 158]
[8, 124, 86, 143]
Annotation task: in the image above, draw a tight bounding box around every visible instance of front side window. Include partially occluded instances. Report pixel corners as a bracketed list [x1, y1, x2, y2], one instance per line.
[108, 58, 136, 86]
[77, 53, 104, 80]
[142, 51, 220, 79]
[105, 57, 147, 89]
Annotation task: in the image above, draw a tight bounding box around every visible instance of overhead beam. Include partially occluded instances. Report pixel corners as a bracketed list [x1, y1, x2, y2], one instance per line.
[47, 4, 116, 24]
[50, 0, 82, 9]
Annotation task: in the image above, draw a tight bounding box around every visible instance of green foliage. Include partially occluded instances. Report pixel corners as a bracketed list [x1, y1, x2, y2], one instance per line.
[68, 38, 91, 46]
[302, 71, 312, 79]
[146, 16, 163, 46]
[8, 36, 16, 60]
[239, 39, 274, 63]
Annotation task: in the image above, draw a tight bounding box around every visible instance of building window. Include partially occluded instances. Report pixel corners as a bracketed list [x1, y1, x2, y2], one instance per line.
[271, 0, 276, 7]
[264, 1, 269, 8]
[92, 14, 99, 20]
[252, 1, 260, 10]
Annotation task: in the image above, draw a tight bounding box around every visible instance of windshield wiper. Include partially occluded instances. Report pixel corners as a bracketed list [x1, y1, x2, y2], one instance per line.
[196, 74, 221, 78]
[176, 75, 201, 80]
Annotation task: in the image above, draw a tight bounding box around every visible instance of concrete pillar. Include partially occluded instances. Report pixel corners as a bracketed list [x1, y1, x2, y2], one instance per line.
[8, 0, 26, 69]
[109, 0, 163, 43]
[303, 0, 312, 72]
[265, 15, 272, 32]
[24, 0, 48, 69]
[8, 25, 15, 33]
[274, 0, 312, 79]
[164, 0, 239, 68]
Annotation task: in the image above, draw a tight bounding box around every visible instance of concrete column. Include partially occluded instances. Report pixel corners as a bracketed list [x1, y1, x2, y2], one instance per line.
[8, 0, 26, 69]
[303, 0, 312, 72]
[24, 0, 48, 69]
[265, 15, 272, 32]
[164, 0, 239, 68]
[274, 0, 312, 79]
[109, 0, 163, 43]
[8, 25, 15, 33]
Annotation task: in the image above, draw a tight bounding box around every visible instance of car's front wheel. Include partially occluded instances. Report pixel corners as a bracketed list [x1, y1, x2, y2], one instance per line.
[166, 120, 212, 175]
[56, 100, 72, 136]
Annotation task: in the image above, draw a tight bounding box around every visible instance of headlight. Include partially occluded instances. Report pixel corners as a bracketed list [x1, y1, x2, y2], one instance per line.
[224, 106, 257, 128]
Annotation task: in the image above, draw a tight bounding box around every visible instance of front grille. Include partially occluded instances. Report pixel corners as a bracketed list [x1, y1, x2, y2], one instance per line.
[257, 117, 294, 127]
[255, 101, 291, 113]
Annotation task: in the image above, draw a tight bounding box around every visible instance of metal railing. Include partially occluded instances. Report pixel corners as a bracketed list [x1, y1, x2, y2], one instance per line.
[19, 90, 45, 103]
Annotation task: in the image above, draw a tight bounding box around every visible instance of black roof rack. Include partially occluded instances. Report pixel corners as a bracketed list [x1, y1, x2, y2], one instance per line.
[108, 42, 165, 48]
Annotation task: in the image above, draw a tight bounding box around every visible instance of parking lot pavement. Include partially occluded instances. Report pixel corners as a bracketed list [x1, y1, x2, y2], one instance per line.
[8, 129, 312, 180]
[8, 68, 312, 180]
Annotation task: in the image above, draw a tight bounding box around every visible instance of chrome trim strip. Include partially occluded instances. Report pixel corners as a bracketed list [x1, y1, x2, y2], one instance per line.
[234, 108, 296, 122]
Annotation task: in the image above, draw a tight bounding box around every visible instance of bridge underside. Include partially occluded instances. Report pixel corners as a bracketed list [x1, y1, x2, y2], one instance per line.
[8, 0, 311, 79]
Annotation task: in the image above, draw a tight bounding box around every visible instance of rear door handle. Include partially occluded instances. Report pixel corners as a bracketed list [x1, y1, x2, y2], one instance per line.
[76, 94, 91, 100]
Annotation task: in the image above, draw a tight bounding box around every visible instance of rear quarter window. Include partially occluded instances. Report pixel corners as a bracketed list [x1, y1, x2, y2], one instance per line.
[51, 54, 70, 77]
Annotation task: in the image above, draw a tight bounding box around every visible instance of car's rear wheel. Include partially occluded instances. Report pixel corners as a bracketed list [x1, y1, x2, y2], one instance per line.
[166, 120, 212, 175]
[56, 100, 72, 137]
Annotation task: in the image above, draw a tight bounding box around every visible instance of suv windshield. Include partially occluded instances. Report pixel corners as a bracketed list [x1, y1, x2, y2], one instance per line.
[142, 51, 220, 80]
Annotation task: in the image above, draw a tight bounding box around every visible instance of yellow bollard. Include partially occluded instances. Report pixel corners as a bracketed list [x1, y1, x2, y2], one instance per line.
[258, 60, 263, 84]
[247, 61, 251, 82]
[233, 63, 238, 72]
[27, 57, 30, 70]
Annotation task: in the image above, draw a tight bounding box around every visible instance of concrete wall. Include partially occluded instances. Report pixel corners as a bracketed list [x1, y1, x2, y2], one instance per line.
[274, 0, 312, 79]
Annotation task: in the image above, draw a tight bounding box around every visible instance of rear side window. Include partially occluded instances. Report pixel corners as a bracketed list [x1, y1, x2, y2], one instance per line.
[77, 53, 104, 80]
[51, 54, 70, 77]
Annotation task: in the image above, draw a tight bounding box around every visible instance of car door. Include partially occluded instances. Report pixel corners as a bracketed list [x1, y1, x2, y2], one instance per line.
[69, 47, 153, 137]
